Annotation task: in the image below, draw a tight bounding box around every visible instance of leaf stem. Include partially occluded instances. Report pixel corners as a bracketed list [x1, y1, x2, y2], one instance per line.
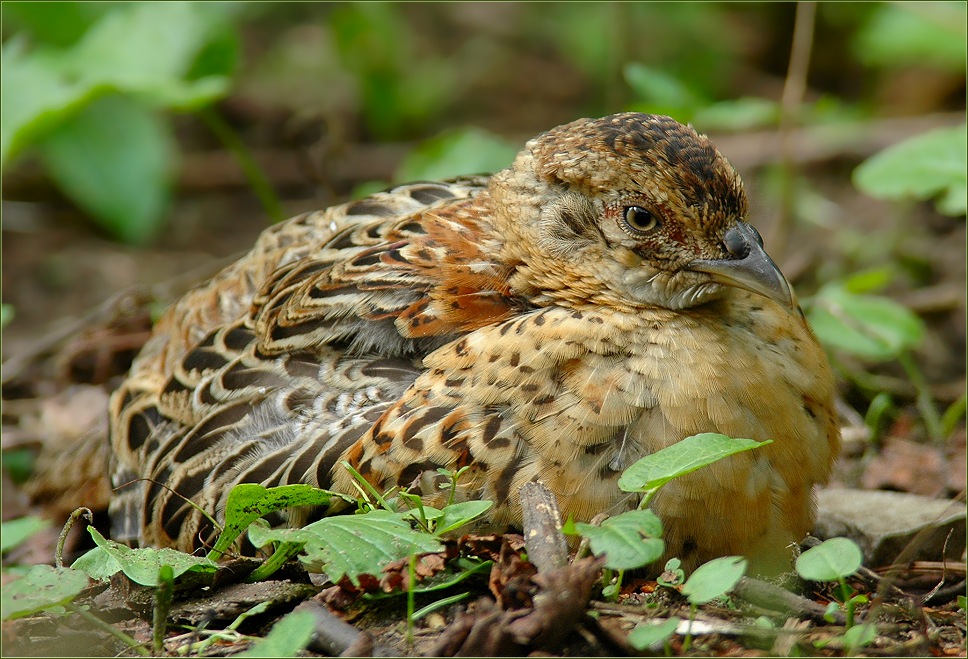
[898, 351, 944, 443]
[66, 603, 149, 656]
[198, 107, 285, 222]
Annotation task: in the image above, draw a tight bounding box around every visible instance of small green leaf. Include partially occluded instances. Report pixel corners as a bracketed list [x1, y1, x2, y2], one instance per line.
[681, 555, 747, 605]
[941, 394, 967, 439]
[434, 500, 494, 536]
[624, 63, 705, 110]
[957, 594, 967, 611]
[83, 527, 216, 586]
[841, 267, 895, 295]
[843, 622, 877, 649]
[628, 617, 681, 651]
[854, 124, 967, 216]
[40, 95, 174, 244]
[0, 516, 51, 554]
[209, 483, 338, 560]
[248, 510, 445, 586]
[618, 434, 771, 494]
[795, 537, 863, 581]
[807, 284, 925, 361]
[864, 392, 894, 439]
[1, 565, 89, 620]
[573, 510, 665, 571]
[0, 303, 14, 329]
[692, 97, 780, 132]
[236, 610, 317, 657]
[396, 127, 517, 183]
[823, 601, 841, 623]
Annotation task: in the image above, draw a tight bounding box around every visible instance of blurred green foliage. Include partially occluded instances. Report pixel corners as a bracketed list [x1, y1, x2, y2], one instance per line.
[2, 2, 964, 243]
[2, 2, 239, 243]
[854, 124, 967, 216]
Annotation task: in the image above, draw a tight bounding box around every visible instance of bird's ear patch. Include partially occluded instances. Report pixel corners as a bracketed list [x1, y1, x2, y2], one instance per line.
[537, 193, 598, 257]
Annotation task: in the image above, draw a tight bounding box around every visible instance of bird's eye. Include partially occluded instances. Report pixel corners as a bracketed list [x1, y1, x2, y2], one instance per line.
[622, 206, 659, 233]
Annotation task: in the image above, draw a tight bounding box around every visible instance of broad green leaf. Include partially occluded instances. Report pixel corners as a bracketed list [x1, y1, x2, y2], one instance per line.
[628, 617, 681, 651]
[71, 546, 124, 582]
[237, 610, 317, 657]
[0, 516, 51, 554]
[1, 2, 108, 47]
[248, 510, 444, 586]
[854, 3, 967, 72]
[807, 284, 925, 361]
[209, 483, 338, 560]
[303, 511, 445, 584]
[854, 124, 967, 216]
[618, 434, 771, 494]
[795, 537, 863, 581]
[1, 565, 89, 621]
[1, 2, 232, 166]
[84, 527, 216, 586]
[682, 555, 747, 605]
[434, 500, 494, 536]
[62, 2, 232, 109]
[0, 37, 90, 164]
[40, 96, 175, 244]
[396, 127, 518, 183]
[573, 509, 665, 571]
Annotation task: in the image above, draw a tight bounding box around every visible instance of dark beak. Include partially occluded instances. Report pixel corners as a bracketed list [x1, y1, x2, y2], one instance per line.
[688, 222, 795, 310]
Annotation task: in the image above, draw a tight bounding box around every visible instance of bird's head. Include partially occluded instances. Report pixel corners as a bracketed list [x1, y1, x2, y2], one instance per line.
[491, 113, 794, 312]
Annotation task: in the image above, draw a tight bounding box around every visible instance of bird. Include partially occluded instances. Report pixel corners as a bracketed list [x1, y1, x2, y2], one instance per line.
[108, 112, 840, 576]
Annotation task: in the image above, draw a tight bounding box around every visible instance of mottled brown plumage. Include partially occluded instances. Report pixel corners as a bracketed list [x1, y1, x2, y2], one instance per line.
[109, 113, 839, 575]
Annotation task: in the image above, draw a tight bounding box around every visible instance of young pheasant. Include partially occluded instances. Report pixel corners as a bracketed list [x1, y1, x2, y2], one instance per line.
[109, 113, 839, 575]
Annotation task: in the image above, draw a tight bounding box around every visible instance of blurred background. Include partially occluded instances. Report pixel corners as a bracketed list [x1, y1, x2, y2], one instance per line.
[1, 2, 965, 514]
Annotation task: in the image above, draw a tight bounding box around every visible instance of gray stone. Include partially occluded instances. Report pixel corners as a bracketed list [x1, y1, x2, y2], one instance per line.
[814, 488, 967, 567]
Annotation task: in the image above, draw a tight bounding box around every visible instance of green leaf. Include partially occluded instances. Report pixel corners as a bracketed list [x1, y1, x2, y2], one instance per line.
[396, 127, 518, 183]
[957, 594, 967, 611]
[248, 510, 445, 586]
[853, 124, 967, 217]
[681, 555, 747, 605]
[807, 284, 925, 361]
[0, 37, 90, 164]
[1, 3, 232, 166]
[628, 617, 681, 651]
[854, 3, 967, 72]
[692, 97, 780, 132]
[843, 622, 877, 648]
[618, 434, 771, 494]
[237, 610, 317, 657]
[61, 2, 232, 109]
[71, 546, 124, 583]
[1, 565, 89, 621]
[795, 537, 863, 581]
[624, 63, 705, 110]
[1, 2, 108, 47]
[434, 500, 494, 536]
[209, 483, 338, 560]
[0, 303, 13, 329]
[82, 526, 216, 586]
[40, 96, 175, 244]
[572, 510, 665, 571]
[0, 516, 51, 554]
